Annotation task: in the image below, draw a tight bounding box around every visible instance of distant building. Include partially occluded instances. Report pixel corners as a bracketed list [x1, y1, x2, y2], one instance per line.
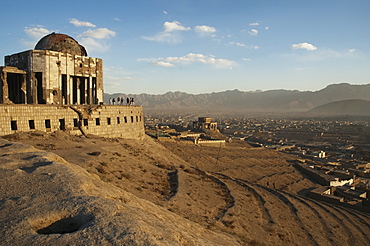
[308, 186, 345, 203]
[318, 151, 326, 158]
[193, 117, 218, 131]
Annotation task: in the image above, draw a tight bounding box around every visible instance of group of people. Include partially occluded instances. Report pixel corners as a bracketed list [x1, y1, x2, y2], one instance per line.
[109, 97, 134, 105]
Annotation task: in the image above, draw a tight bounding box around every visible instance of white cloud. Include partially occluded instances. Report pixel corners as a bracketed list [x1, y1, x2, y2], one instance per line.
[139, 53, 236, 69]
[348, 49, 356, 53]
[22, 26, 52, 48]
[265, 27, 269, 30]
[249, 29, 259, 36]
[163, 10, 168, 14]
[151, 61, 175, 67]
[104, 67, 136, 91]
[163, 21, 191, 32]
[165, 53, 207, 63]
[78, 27, 116, 52]
[79, 37, 109, 53]
[242, 58, 251, 61]
[249, 22, 260, 26]
[114, 17, 121, 21]
[105, 75, 134, 83]
[24, 27, 50, 39]
[69, 18, 96, 27]
[142, 32, 182, 44]
[292, 42, 317, 51]
[287, 48, 357, 62]
[80, 28, 116, 39]
[229, 42, 246, 47]
[142, 21, 190, 44]
[236, 42, 246, 47]
[229, 42, 259, 49]
[195, 25, 216, 35]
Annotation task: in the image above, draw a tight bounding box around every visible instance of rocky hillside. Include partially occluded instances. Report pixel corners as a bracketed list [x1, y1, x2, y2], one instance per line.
[105, 83, 370, 113]
[1, 131, 370, 245]
[0, 134, 239, 246]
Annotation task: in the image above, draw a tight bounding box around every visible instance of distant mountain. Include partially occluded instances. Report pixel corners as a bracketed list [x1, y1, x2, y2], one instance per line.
[104, 83, 370, 113]
[307, 99, 370, 116]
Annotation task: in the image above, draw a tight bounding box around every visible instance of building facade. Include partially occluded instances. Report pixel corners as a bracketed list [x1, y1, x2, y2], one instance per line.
[1, 33, 103, 105]
[193, 117, 218, 131]
[0, 33, 144, 139]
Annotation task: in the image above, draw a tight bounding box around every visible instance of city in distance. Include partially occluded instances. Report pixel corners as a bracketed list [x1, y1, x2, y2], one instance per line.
[111, 82, 370, 245]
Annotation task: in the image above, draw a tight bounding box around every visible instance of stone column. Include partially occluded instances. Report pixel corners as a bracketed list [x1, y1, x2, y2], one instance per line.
[0, 68, 7, 104]
[21, 73, 27, 104]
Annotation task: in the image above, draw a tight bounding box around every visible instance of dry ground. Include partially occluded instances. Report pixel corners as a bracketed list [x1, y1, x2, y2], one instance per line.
[1, 131, 369, 245]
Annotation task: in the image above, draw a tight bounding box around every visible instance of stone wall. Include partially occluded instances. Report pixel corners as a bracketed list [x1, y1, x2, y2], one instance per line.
[196, 139, 226, 146]
[0, 105, 144, 140]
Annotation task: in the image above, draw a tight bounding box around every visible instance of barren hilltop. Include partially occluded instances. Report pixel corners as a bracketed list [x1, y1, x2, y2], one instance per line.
[1, 131, 370, 245]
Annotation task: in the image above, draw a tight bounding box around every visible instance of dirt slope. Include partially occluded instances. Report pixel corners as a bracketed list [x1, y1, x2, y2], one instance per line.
[1, 131, 369, 245]
[0, 137, 240, 246]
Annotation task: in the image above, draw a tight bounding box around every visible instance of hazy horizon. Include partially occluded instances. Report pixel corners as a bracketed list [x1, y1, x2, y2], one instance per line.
[104, 82, 370, 96]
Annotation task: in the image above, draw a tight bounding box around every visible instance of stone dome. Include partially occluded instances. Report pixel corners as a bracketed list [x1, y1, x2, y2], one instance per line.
[35, 33, 87, 56]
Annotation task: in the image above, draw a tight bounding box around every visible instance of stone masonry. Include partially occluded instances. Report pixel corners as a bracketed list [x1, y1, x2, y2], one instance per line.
[0, 104, 144, 139]
[0, 33, 144, 139]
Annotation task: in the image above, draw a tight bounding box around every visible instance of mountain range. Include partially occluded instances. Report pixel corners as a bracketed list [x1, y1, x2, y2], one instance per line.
[104, 83, 370, 114]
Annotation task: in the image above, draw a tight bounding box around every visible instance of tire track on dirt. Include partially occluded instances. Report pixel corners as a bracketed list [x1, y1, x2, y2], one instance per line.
[291, 192, 370, 244]
[300, 196, 360, 245]
[253, 184, 320, 246]
[342, 209, 370, 230]
[192, 168, 235, 221]
[254, 171, 289, 182]
[276, 191, 339, 245]
[214, 173, 275, 224]
[318, 202, 370, 243]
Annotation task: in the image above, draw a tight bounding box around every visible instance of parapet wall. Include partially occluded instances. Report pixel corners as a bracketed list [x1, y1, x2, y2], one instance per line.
[0, 104, 145, 140]
[196, 139, 226, 146]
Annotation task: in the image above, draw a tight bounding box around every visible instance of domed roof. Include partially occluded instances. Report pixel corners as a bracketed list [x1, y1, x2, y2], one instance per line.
[35, 33, 87, 56]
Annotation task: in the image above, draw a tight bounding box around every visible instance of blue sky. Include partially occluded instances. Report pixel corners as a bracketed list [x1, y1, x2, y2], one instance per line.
[0, 0, 369, 94]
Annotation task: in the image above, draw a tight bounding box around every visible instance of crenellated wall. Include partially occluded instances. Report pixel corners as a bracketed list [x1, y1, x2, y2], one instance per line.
[0, 104, 145, 139]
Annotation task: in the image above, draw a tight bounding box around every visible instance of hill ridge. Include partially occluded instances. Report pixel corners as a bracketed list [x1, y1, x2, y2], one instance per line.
[105, 83, 370, 113]
[308, 99, 370, 116]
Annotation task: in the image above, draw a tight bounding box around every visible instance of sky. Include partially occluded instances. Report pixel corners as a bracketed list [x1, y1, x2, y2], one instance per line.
[0, 0, 369, 94]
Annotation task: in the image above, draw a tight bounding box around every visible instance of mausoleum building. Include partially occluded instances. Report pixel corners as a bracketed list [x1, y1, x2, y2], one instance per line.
[0, 33, 144, 139]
